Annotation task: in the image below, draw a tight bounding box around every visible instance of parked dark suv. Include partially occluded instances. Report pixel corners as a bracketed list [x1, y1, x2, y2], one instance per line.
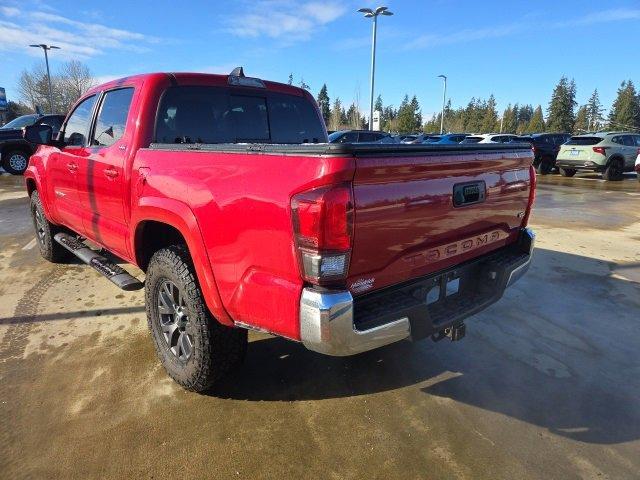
[0, 114, 65, 174]
[328, 130, 396, 143]
[527, 133, 571, 174]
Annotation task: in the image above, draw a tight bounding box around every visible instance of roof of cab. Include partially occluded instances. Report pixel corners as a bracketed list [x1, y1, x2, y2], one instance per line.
[85, 71, 306, 97]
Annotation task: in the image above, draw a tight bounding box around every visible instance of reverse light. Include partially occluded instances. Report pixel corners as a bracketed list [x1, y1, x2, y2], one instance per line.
[291, 183, 354, 285]
[593, 146, 606, 156]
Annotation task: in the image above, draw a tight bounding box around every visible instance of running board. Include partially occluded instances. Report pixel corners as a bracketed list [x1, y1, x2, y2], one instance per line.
[53, 233, 144, 291]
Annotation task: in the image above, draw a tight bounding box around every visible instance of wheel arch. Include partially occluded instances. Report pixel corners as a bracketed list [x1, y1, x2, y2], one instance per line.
[130, 198, 233, 325]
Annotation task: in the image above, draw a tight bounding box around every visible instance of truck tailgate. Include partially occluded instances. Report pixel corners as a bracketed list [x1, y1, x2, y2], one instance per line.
[348, 148, 533, 294]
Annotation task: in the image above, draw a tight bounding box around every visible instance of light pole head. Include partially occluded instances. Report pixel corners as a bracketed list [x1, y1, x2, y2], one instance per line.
[437, 74, 447, 81]
[358, 6, 393, 17]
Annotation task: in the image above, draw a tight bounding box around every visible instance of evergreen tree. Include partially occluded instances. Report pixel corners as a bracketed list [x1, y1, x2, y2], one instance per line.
[329, 98, 345, 131]
[547, 76, 576, 132]
[586, 89, 604, 131]
[608, 80, 640, 131]
[382, 104, 397, 132]
[502, 104, 518, 133]
[516, 104, 533, 134]
[526, 105, 545, 133]
[346, 103, 361, 129]
[410, 96, 422, 130]
[374, 95, 384, 129]
[316, 84, 331, 126]
[287, 73, 293, 85]
[480, 95, 498, 133]
[396, 95, 418, 133]
[573, 105, 589, 133]
[298, 77, 310, 90]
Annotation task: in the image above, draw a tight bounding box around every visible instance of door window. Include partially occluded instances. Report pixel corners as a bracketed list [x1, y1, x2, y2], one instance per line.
[63, 95, 97, 146]
[358, 132, 378, 142]
[91, 88, 134, 147]
[621, 135, 635, 147]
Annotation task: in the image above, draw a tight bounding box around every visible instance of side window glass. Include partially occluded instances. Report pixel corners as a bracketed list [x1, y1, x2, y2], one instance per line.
[635, 136, 640, 147]
[40, 116, 62, 133]
[359, 132, 377, 142]
[622, 135, 634, 147]
[63, 95, 97, 146]
[91, 88, 134, 147]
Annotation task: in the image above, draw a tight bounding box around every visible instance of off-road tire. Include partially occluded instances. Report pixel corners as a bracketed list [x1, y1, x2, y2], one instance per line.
[2, 149, 30, 175]
[559, 168, 576, 177]
[30, 191, 71, 263]
[603, 159, 624, 181]
[146, 245, 247, 392]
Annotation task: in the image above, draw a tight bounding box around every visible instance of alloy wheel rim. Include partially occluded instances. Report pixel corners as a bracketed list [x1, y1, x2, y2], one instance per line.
[9, 154, 27, 171]
[157, 280, 193, 362]
[34, 209, 46, 244]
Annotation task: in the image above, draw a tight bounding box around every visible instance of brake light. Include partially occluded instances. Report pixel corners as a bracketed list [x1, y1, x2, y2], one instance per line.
[291, 183, 354, 285]
[593, 146, 606, 156]
[521, 165, 536, 227]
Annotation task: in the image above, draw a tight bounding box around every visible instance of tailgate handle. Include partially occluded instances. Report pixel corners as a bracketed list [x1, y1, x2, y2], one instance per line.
[453, 181, 486, 207]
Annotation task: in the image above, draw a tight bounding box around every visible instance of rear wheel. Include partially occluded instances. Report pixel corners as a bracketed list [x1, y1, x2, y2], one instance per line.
[30, 191, 71, 263]
[559, 168, 576, 177]
[145, 245, 247, 392]
[603, 159, 624, 181]
[536, 157, 553, 175]
[2, 149, 29, 175]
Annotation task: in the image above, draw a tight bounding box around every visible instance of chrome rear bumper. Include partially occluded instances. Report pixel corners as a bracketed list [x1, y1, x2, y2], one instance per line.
[300, 228, 535, 357]
[299, 289, 411, 356]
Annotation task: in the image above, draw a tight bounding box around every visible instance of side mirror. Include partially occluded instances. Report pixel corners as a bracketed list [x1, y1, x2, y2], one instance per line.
[24, 124, 53, 145]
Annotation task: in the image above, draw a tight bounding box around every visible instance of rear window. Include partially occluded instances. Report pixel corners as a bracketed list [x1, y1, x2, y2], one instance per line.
[155, 86, 325, 144]
[565, 136, 603, 146]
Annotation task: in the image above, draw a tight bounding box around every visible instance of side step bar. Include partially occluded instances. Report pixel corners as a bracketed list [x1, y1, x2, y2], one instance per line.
[53, 233, 144, 291]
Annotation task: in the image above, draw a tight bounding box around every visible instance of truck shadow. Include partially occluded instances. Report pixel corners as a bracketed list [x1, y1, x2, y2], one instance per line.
[211, 247, 640, 445]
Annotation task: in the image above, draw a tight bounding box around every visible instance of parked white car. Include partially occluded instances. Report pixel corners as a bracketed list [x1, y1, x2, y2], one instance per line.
[635, 151, 640, 182]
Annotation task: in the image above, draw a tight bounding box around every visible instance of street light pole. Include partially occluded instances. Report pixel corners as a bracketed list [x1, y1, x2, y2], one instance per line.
[437, 75, 447, 134]
[358, 6, 393, 131]
[29, 44, 60, 113]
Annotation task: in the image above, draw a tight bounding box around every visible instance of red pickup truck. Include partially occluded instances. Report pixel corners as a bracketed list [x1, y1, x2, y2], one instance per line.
[24, 69, 535, 392]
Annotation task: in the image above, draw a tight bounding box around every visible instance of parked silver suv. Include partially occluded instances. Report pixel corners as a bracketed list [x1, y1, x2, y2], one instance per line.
[556, 132, 640, 181]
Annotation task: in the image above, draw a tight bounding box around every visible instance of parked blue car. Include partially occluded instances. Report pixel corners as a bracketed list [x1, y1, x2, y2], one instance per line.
[424, 133, 469, 144]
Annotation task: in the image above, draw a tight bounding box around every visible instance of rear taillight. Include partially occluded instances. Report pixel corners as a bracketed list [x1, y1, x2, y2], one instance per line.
[291, 183, 354, 285]
[593, 146, 606, 156]
[521, 165, 536, 227]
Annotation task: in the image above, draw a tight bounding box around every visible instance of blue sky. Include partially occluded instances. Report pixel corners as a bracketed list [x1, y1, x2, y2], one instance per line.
[1, 0, 639, 120]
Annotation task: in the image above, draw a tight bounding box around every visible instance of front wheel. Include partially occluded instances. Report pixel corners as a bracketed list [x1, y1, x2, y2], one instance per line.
[2, 150, 29, 175]
[145, 245, 247, 392]
[30, 191, 71, 263]
[559, 168, 576, 177]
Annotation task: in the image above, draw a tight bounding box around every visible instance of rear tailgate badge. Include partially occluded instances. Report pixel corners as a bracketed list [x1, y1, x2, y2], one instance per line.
[350, 278, 374, 294]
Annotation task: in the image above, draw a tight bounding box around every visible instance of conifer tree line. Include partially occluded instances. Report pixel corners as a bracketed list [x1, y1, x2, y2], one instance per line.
[315, 77, 640, 134]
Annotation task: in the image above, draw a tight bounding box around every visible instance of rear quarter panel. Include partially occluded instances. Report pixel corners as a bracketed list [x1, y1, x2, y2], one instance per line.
[133, 148, 355, 340]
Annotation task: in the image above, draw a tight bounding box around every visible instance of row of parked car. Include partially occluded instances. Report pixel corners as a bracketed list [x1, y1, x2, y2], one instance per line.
[2, 113, 639, 182]
[328, 129, 640, 181]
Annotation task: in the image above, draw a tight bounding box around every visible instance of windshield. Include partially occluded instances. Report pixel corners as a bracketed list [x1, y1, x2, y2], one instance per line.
[1, 114, 38, 129]
[566, 136, 603, 146]
[461, 136, 483, 144]
[328, 131, 344, 142]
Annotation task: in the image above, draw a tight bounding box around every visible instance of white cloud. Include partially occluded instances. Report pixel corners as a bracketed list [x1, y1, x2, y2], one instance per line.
[406, 8, 640, 50]
[1, 6, 20, 17]
[0, 7, 159, 59]
[226, 0, 346, 41]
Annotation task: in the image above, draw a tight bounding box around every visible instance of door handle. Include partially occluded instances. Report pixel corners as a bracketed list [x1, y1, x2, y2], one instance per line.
[67, 162, 77, 172]
[104, 168, 119, 178]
